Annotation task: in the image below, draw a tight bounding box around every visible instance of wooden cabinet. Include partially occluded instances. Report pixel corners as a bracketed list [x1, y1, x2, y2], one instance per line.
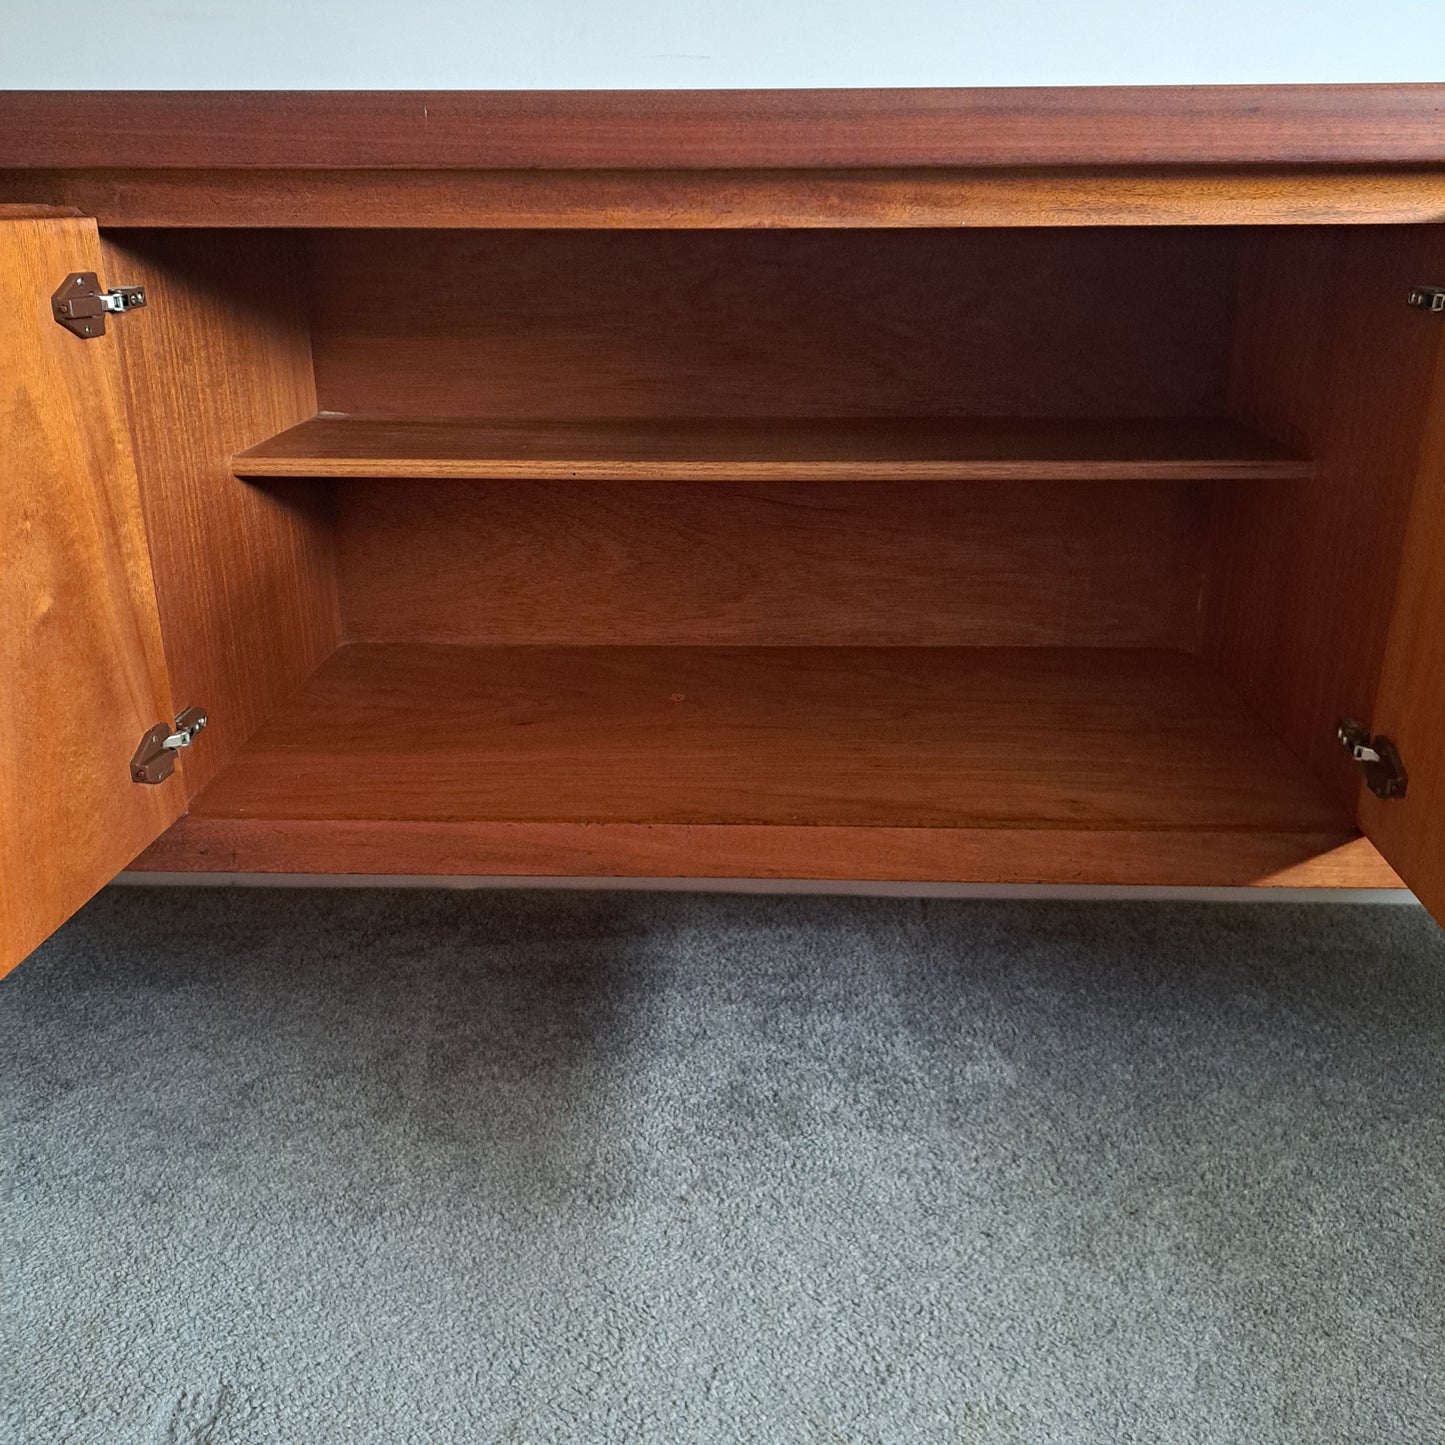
[3, 87, 1445, 976]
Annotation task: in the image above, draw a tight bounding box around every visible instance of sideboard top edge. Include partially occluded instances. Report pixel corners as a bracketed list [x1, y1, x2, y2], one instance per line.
[1, 86, 1444, 171]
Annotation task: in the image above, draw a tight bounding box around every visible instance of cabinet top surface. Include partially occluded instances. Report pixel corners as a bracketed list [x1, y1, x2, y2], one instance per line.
[1, 86, 1444, 170]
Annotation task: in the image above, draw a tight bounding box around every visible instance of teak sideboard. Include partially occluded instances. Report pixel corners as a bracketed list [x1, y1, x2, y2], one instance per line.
[3, 86, 1445, 974]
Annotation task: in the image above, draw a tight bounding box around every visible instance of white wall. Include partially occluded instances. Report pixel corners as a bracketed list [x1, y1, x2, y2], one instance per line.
[3, 1, 1444, 89]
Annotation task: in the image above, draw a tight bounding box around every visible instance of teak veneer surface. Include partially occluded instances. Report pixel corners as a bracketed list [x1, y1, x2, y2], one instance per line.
[235, 416, 1312, 483]
[134, 818, 1399, 890]
[0, 217, 182, 975]
[307, 229, 1239, 421]
[101, 231, 342, 798]
[1204, 225, 1445, 810]
[2, 88, 1444, 169]
[1360, 308, 1445, 921]
[0, 202, 82, 219]
[331, 479, 1209, 649]
[3, 93, 1444, 230]
[9, 168, 1445, 230]
[189, 644, 1349, 834]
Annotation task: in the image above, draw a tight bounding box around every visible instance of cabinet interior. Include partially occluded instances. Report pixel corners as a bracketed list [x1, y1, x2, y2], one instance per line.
[102, 223, 1445, 884]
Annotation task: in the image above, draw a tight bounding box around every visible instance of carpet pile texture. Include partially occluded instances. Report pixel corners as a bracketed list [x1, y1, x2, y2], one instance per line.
[2, 887, 1442, 1443]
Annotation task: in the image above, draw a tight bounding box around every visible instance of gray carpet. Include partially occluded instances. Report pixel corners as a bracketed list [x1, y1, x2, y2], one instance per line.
[2, 887, 1442, 1444]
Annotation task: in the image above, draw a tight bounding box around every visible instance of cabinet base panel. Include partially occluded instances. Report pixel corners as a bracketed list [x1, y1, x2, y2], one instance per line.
[137, 643, 1400, 889]
[132, 819, 1401, 890]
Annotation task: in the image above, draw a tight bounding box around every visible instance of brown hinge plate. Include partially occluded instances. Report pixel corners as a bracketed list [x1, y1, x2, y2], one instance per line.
[1337, 719, 1408, 801]
[51, 271, 146, 338]
[131, 707, 207, 785]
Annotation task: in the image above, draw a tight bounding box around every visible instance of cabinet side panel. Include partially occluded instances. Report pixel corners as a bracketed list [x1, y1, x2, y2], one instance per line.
[102, 230, 341, 798]
[1203, 225, 1445, 808]
[0, 216, 183, 974]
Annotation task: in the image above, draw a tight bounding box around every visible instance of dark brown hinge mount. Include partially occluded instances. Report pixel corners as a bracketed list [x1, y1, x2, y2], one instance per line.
[51, 271, 146, 338]
[1406, 285, 1445, 314]
[131, 707, 207, 785]
[1337, 719, 1408, 801]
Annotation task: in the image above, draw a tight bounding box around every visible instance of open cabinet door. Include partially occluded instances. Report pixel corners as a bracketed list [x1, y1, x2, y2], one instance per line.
[1356, 317, 1445, 922]
[0, 211, 185, 977]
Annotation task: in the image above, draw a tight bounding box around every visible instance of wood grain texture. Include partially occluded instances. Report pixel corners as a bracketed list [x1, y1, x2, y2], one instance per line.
[309, 229, 1239, 420]
[186, 644, 1348, 834]
[0, 216, 181, 976]
[1202, 225, 1445, 810]
[1357, 317, 1445, 920]
[0, 202, 83, 219]
[333, 480, 1209, 649]
[236, 415, 1312, 483]
[7, 168, 1445, 229]
[100, 231, 342, 798]
[132, 817, 1397, 890]
[1, 88, 1443, 169]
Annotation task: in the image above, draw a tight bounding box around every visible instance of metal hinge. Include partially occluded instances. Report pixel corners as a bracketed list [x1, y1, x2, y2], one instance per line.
[51, 271, 147, 338]
[1406, 285, 1445, 314]
[131, 707, 207, 785]
[1337, 719, 1408, 801]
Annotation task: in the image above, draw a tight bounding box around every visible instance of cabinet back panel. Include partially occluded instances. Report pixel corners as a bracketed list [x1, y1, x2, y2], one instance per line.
[334, 479, 1207, 648]
[309, 229, 1239, 420]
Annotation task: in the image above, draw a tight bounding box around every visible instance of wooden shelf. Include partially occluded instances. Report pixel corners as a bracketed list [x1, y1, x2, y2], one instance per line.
[149, 643, 1385, 886]
[232, 416, 1314, 483]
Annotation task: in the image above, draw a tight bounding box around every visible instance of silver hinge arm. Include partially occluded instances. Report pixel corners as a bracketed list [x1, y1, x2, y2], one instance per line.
[161, 714, 207, 752]
[1340, 737, 1382, 765]
[92, 288, 146, 315]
